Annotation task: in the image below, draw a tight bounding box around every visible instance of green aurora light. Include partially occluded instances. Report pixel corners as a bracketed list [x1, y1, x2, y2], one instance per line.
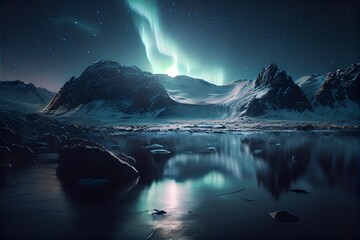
[126, 0, 225, 85]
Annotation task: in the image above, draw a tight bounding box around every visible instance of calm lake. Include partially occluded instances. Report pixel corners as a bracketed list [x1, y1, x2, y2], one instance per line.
[1, 131, 359, 239]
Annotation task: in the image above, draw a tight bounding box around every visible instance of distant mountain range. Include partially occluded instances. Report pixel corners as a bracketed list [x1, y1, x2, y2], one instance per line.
[0, 80, 55, 105]
[2, 61, 359, 122]
[43, 61, 228, 123]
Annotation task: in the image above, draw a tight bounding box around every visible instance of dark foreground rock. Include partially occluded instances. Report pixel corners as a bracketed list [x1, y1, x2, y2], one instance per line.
[269, 210, 299, 222]
[57, 145, 139, 186]
[64, 138, 105, 149]
[37, 133, 62, 150]
[9, 144, 35, 168]
[0, 146, 13, 185]
[0, 126, 21, 145]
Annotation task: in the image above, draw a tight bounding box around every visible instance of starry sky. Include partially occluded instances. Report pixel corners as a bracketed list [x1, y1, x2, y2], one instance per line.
[1, 0, 359, 91]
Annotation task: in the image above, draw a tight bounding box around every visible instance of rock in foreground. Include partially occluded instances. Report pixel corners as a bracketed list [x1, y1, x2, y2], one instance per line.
[57, 145, 139, 186]
[269, 210, 299, 222]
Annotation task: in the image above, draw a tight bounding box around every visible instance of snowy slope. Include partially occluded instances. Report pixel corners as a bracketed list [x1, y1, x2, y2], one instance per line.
[157, 74, 235, 105]
[158, 64, 312, 117]
[296, 74, 324, 102]
[44, 61, 229, 123]
[0, 80, 55, 105]
[157, 74, 270, 106]
[230, 64, 312, 117]
[314, 63, 360, 108]
[41, 60, 359, 123]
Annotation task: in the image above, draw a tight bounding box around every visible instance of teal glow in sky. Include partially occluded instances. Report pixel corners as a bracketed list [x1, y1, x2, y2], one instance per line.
[126, 0, 225, 85]
[2, 0, 359, 91]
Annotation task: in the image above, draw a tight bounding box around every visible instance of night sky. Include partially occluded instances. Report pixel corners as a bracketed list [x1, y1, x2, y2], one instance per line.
[1, 0, 359, 91]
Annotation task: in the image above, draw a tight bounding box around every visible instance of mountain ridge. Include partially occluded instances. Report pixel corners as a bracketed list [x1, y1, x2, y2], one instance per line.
[0, 80, 55, 105]
[3, 61, 358, 123]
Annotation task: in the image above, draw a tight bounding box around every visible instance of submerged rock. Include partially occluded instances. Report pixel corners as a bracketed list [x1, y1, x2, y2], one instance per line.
[57, 145, 139, 185]
[269, 210, 299, 222]
[290, 189, 310, 194]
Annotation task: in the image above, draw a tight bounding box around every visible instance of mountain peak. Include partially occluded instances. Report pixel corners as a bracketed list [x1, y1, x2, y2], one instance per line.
[44, 60, 175, 113]
[0, 80, 54, 105]
[255, 63, 287, 87]
[314, 62, 360, 107]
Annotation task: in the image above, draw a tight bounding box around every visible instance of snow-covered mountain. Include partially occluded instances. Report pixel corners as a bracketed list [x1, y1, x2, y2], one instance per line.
[158, 64, 313, 117]
[45, 61, 175, 114]
[294, 63, 360, 119]
[296, 74, 324, 102]
[0, 80, 55, 105]
[230, 64, 312, 116]
[314, 63, 360, 108]
[156, 74, 234, 105]
[44, 61, 229, 123]
[43, 60, 359, 124]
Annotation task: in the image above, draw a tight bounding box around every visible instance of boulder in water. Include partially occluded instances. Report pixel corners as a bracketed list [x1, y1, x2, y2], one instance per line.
[269, 210, 299, 222]
[57, 145, 139, 186]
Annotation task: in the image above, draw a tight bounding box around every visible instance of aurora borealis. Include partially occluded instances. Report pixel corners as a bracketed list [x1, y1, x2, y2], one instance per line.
[126, 0, 225, 84]
[1, 0, 359, 91]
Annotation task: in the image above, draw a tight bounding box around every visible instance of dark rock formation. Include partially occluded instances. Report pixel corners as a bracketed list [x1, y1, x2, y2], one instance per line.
[37, 133, 62, 149]
[0, 146, 12, 185]
[31, 142, 54, 154]
[64, 138, 105, 149]
[0, 127, 21, 145]
[314, 63, 360, 108]
[57, 144, 139, 185]
[240, 64, 312, 116]
[44, 60, 176, 114]
[9, 144, 35, 168]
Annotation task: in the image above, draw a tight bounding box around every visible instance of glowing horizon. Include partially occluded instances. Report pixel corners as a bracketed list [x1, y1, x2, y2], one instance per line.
[126, 0, 225, 84]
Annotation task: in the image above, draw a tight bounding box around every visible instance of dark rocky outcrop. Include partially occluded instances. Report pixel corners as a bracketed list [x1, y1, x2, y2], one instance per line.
[37, 133, 62, 150]
[44, 60, 176, 114]
[8, 144, 35, 168]
[0, 127, 21, 145]
[31, 142, 54, 154]
[314, 63, 360, 108]
[64, 138, 105, 149]
[239, 64, 313, 116]
[0, 146, 12, 185]
[57, 144, 139, 186]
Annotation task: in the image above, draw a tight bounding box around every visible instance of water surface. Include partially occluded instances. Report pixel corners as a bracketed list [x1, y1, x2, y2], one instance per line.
[1, 132, 359, 239]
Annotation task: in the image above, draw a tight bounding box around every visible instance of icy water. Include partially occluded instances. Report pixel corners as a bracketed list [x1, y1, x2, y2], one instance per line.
[1, 132, 359, 239]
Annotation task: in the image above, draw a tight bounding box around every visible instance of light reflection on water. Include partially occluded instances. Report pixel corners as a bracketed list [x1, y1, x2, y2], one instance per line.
[105, 132, 360, 239]
[1, 132, 359, 239]
[102, 132, 359, 199]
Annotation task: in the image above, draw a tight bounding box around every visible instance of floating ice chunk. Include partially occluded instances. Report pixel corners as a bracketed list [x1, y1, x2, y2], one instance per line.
[150, 149, 171, 155]
[200, 147, 217, 153]
[143, 144, 164, 149]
